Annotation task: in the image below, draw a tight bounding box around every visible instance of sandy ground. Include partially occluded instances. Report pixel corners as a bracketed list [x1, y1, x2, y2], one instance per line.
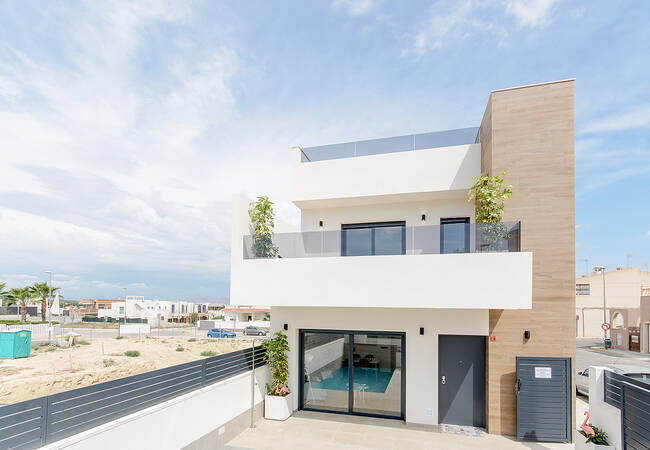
[0, 336, 251, 406]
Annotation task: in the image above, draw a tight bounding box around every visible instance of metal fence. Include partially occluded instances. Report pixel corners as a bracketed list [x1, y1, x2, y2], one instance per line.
[603, 370, 650, 449]
[0, 346, 266, 449]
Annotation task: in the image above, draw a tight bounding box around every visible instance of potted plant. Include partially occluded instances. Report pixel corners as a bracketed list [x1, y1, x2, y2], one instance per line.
[468, 171, 513, 252]
[248, 196, 279, 258]
[262, 331, 292, 420]
[577, 412, 613, 449]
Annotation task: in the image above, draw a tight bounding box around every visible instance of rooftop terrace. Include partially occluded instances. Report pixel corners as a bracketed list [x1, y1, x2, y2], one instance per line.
[299, 127, 479, 162]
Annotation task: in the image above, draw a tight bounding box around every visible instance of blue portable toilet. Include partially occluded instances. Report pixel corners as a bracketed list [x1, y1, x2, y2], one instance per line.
[0, 330, 32, 358]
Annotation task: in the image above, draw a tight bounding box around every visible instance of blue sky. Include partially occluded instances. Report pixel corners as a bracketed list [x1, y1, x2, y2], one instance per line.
[1, 0, 649, 300]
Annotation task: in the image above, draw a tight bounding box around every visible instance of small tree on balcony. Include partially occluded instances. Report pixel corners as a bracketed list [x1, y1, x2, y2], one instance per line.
[468, 171, 513, 251]
[248, 196, 279, 258]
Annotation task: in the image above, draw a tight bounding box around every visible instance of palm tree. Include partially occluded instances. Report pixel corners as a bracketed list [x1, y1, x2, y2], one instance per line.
[6, 287, 31, 322]
[30, 282, 60, 322]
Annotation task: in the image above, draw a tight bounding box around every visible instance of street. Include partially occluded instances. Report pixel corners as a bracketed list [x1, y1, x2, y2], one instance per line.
[58, 325, 265, 342]
[576, 337, 650, 372]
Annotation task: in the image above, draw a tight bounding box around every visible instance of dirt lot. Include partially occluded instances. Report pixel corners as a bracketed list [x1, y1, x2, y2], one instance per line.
[0, 337, 251, 406]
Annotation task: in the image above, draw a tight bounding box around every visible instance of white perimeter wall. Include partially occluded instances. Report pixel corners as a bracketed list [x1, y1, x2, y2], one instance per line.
[588, 366, 622, 448]
[270, 306, 489, 426]
[43, 367, 269, 450]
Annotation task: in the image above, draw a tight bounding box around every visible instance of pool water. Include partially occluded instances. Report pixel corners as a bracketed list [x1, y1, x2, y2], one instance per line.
[312, 366, 394, 393]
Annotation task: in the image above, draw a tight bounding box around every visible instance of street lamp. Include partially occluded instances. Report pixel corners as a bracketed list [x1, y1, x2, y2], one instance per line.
[594, 266, 607, 349]
[44, 271, 53, 341]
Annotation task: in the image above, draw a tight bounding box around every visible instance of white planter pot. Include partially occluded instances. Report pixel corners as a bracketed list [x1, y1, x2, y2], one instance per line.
[575, 437, 615, 450]
[264, 393, 293, 421]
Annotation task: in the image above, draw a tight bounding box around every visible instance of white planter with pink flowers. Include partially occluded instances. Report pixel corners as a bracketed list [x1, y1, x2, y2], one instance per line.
[264, 393, 293, 421]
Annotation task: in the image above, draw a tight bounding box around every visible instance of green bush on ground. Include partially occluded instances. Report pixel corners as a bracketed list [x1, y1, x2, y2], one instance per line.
[115, 336, 124, 340]
[102, 359, 116, 367]
[188, 338, 197, 342]
[175, 346, 184, 352]
[77, 340, 90, 345]
[124, 350, 140, 357]
[200, 351, 216, 357]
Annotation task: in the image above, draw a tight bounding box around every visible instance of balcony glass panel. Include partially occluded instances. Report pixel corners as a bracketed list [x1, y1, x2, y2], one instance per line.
[300, 127, 479, 162]
[243, 221, 520, 259]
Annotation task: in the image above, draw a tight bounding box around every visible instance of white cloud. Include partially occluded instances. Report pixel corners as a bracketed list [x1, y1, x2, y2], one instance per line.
[504, 0, 559, 28]
[402, 0, 561, 56]
[332, 0, 380, 16]
[580, 104, 650, 134]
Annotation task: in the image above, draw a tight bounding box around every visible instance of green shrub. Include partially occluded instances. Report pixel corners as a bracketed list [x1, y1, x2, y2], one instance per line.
[33, 346, 40, 351]
[102, 359, 116, 367]
[175, 346, 184, 352]
[115, 336, 124, 340]
[188, 338, 197, 342]
[201, 351, 216, 357]
[124, 350, 140, 357]
[77, 340, 90, 345]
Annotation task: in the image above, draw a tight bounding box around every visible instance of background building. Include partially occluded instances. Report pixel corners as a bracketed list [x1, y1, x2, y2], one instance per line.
[575, 267, 650, 338]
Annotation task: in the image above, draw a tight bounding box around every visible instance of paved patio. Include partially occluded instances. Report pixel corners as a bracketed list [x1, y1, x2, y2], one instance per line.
[226, 411, 574, 450]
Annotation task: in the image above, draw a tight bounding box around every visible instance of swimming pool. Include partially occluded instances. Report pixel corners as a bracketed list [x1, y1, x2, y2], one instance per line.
[312, 367, 394, 393]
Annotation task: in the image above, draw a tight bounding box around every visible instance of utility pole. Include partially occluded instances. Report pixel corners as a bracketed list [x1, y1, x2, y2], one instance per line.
[595, 266, 607, 348]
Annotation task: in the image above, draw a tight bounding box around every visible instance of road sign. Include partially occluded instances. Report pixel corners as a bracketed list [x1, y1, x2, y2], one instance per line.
[601, 322, 611, 331]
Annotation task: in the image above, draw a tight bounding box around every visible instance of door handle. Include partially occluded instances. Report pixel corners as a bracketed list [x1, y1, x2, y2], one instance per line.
[441, 375, 446, 385]
[516, 378, 521, 393]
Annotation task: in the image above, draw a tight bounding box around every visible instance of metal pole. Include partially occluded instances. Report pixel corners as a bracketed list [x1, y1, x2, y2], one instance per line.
[602, 269, 607, 348]
[250, 338, 256, 428]
[45, 271, 52, 342]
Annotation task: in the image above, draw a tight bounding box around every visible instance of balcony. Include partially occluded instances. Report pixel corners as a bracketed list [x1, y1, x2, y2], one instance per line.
[231, 222, 532, 310]
[291, 128, 481, 208]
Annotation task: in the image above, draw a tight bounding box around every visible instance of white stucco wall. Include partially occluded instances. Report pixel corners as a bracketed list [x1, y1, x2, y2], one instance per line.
[587, 366, 621, 449]
[300, 198, 474, 232]
[43, 367, 269, 450]
[291, 143, 481, 207]
[232, 252, 532, 309]
[270, 306, 489, 426]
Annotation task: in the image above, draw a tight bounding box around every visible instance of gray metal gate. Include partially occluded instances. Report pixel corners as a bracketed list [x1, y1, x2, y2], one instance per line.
[516, 356, 571, 443]
[621, 381, 650, 449]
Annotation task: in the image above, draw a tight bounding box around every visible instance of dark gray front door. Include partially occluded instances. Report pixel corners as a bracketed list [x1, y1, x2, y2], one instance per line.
[516, 357, 571, 442]
[438, 335, 485, 427]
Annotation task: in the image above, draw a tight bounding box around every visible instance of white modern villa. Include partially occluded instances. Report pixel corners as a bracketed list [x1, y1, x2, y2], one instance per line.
[230, 80, 575, 437]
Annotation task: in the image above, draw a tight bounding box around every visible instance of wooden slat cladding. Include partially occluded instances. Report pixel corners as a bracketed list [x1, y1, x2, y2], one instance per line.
[480, 80, 576, 437]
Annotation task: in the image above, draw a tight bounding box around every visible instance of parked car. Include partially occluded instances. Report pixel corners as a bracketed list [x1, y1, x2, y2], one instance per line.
[243, 326, 268, 336]
[576, 364, 650, 396]
[207, 328, 236, 338]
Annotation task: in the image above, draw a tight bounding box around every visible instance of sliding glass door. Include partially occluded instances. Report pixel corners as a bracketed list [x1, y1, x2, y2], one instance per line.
[299, 330, 405, 419]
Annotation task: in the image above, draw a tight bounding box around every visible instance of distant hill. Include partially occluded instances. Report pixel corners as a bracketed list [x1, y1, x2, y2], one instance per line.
[185, 293, 229, 304]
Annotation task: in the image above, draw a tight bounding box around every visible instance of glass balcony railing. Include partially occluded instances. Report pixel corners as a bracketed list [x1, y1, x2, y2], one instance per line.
[299, 127, 479, 162]
[243, 221, 520, 259]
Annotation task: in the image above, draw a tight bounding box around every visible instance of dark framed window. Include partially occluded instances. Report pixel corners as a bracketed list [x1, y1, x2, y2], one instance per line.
[576, 284, 590, 295]
[440, 218, 470, 254]
[341, 221, 406, 256]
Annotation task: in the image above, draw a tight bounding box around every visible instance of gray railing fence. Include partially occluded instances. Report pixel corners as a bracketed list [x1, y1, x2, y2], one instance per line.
[0, 346, 266, 450]
[603, 370, 650, 450]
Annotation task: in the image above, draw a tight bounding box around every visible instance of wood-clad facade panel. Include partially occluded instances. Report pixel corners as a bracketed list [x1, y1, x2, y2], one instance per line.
[480, 80, 576, 437]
